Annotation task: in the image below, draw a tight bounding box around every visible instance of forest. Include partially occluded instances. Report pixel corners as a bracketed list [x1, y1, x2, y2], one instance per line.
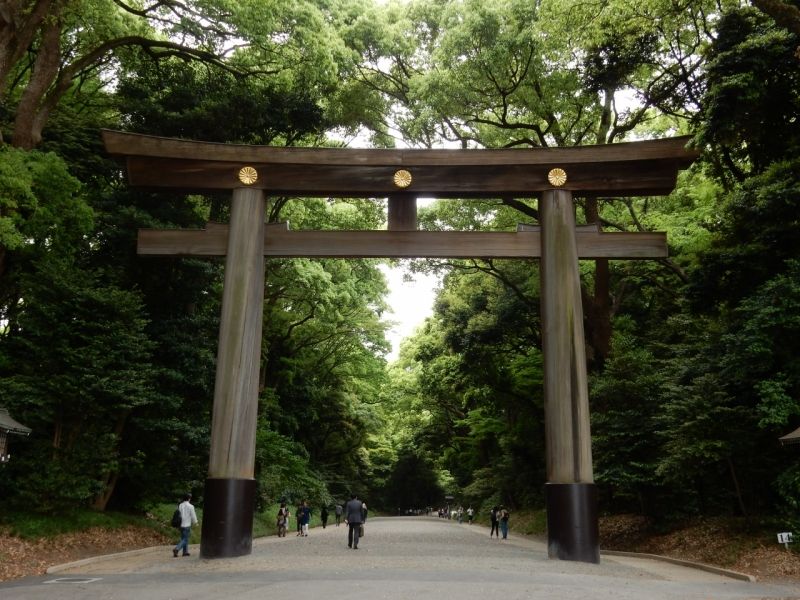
[0, 0, 799, 532]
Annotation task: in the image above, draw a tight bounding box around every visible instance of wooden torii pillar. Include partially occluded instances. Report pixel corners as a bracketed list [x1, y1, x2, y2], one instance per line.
[103, 130, 697, 562]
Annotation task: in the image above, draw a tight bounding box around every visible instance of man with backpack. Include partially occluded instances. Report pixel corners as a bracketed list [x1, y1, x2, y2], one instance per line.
[173, 493, 198, 557]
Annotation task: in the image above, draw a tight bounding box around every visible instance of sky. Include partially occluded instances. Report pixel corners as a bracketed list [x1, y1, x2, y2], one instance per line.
[380, 263, 439, 362]
[334, 131, 442, 362]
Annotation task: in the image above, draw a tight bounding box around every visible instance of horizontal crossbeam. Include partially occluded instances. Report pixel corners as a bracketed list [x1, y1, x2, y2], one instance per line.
[137, 223, 667, 259]
[103, 131, 698, 198]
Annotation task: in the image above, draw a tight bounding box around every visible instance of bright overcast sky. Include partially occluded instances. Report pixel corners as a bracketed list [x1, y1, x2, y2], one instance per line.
[380, 263, 439, 362]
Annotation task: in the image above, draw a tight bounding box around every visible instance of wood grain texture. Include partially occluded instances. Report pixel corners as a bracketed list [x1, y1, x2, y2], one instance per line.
[137, 225, 668, 259]
[103, 129, 697, 166]
[103, 130, 698, 197]
[207, 188, 265, 479]
[122, 157, 683, 197]
[388, 194, 417, 231]
[541, 189, 594, 484]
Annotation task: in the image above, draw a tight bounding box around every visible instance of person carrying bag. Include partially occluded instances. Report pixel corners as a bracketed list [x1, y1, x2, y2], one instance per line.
[344, 493, 364, 549]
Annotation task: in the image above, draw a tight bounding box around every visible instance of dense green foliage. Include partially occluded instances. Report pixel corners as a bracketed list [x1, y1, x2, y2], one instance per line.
[1, 0, 799, 536]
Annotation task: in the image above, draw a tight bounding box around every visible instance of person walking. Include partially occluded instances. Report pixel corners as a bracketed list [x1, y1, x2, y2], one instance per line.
[467, 506, 474, 524]
[335, 503, 343, 527]
[172, 493, 198, 557]
[321, 505, 329, 529]
[499, 506, 510, 539]
[344, 494, 363, 549]
[276, 501, 289, 537]
[361, 500, 368, 523]
[490, 505, 500, 538]
[299, 500, 311, 536]
[295, 501, 304, 536]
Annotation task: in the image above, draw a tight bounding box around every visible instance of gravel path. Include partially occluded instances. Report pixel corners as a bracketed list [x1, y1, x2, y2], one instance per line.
[2, 516, 799, 599]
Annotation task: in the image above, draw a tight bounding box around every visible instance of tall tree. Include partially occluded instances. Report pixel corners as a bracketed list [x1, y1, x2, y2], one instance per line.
[653, 5, 800, 518]
[343, 0, 717, 367]
[259, 196, 390, 501]
[0, 0, 356, 149]
[0, 255, 157, 511]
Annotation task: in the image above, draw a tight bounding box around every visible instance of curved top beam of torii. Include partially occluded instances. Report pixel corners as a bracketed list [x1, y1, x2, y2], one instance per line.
[102, 130, 698, 198]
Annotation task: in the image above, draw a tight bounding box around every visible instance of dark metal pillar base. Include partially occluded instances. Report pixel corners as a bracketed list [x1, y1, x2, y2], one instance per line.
[545, 482, 600, 563]
[200, 478, 256, 558]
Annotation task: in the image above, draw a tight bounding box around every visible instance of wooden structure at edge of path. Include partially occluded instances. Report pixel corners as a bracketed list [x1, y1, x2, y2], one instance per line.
[102, 130, 698, 564]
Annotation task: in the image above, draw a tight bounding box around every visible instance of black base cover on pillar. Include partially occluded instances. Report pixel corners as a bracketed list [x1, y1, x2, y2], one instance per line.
[545, 482, 600, 563]
[200, 478, 256, 558]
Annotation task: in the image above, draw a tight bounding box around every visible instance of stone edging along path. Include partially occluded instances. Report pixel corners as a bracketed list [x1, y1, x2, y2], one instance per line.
[599, 550, 756, 582]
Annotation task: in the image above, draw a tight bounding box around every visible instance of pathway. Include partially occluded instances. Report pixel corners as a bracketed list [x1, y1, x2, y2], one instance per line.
[2, 516, 799, 599]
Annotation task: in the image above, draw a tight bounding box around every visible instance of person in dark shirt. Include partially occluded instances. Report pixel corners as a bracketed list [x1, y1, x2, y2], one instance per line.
[344, 494, 364, 549]
[490, 505, 500, 538]
[299, 500, 311, 536]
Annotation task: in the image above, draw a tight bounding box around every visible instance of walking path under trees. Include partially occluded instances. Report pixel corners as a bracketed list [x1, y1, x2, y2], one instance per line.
[2, 517, 799, 600]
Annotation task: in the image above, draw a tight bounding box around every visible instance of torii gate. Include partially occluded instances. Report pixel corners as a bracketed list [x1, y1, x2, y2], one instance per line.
[103, 130, 697, 563]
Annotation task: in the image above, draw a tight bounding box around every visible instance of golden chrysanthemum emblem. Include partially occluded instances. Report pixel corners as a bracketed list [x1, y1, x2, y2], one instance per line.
[393, 169, 413, 188]
[238, 166, 259, 185]
[547, 168, 568, 187]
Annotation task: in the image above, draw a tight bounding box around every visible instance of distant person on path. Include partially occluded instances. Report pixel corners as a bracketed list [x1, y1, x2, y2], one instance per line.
[299, 500, 311, 536]
[499, 506, 510, 539]
[335, 503, 343, 526]
[467, 506, 474, 524]
[490, 505, 500, 538]
[296, 502, 304, 536]
[173, 493, 198, 557]
[344, 494, 363, 549]
[276, 501, 289, 537]
[321, 505, 329, 529]
[361, 500, 368, 522]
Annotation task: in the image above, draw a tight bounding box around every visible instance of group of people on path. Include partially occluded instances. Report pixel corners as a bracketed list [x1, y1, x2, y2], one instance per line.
[454, 506, 476, 524]
[172, 492, 510, 557]
[276, 499, 313, 537]
[490, 505, 511, 539]
[436, 505, 476, 525]
[274, 495, 368, 548]
[169, 492, 368, 556]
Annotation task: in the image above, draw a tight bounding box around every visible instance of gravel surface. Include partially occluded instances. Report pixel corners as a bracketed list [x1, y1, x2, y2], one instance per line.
[2, 516, 800, 600]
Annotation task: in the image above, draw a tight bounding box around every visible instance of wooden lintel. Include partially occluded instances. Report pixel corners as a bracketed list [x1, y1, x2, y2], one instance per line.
[104, 130, 699, 198]
[123, 157, 682, 197]
[137, 225, 667, 259]
[104, 130, 697, 166]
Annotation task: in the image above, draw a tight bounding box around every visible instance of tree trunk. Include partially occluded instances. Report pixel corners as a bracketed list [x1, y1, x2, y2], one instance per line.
[0, 0, 54, 99]
[92, 471, 118, 511]
[10, 15, 61, 149]
[752, 0, 800, 36]
[92, 411, 130, 511]
[727, 456, 748, 517]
